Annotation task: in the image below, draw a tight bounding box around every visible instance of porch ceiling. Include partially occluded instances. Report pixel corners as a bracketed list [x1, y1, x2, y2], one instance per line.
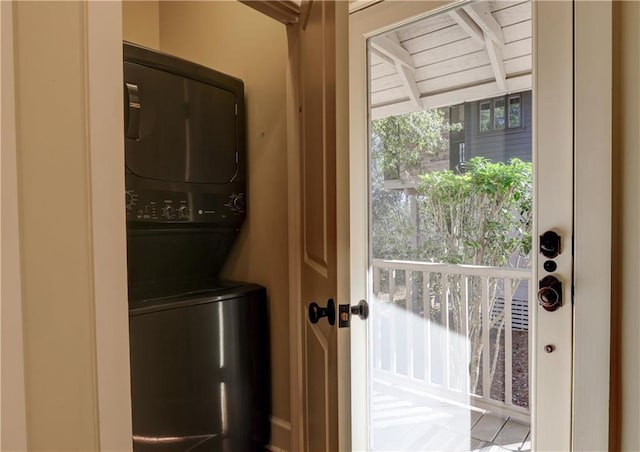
[370, 0, 532, 119]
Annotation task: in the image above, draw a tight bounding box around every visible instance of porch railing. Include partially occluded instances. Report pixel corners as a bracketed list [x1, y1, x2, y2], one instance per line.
[371, 259, 532, 422]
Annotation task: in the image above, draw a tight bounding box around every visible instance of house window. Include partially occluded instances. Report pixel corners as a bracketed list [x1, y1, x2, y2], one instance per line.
[494, 99, 506, 130]
[478, 94, 523, 132]
[479, 102, 491, 132]
[509, 96, 522, 128]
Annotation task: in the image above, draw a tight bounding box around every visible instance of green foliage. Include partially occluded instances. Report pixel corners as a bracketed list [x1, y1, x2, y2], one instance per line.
[371, 157, 532, 268]
[371, 109, 460, 179]
[416, 157, 532, 267]
[370, 151, 416, 260]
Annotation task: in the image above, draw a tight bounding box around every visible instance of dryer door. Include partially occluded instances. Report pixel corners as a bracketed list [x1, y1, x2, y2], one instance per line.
[124, 62, 239, 185]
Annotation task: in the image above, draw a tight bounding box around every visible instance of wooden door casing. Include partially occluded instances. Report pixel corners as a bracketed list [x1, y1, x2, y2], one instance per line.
[288, 1, 350, 451]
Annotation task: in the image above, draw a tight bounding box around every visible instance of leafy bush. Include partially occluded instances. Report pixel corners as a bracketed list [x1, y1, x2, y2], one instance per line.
[416, 157, 532, 267]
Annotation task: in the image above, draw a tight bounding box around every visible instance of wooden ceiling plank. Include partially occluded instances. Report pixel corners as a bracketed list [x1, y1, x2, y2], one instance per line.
[493, 1, 532, 28]
[449, 9, 484, 46]
[372, 74, 532, 119]
[463, 2, 505, 46]
[371, 54, 531, 93]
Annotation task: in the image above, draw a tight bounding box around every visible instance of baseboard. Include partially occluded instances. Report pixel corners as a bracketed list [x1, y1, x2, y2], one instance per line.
[267, 416, 292, 452]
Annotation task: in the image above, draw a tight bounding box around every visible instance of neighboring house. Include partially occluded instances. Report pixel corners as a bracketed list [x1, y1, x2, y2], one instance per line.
[383, 91, 532, 190]
[450, 90, 532, 170]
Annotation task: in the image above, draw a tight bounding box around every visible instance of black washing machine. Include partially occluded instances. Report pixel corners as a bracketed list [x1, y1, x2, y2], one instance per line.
[129, 284, 270, 452]
[123, 42, 270, 451]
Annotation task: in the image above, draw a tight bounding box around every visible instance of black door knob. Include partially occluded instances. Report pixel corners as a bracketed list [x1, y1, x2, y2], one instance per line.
[309, 299, 336, 326]
[350, 300, 369, 320]
[538, 275, 562, 311]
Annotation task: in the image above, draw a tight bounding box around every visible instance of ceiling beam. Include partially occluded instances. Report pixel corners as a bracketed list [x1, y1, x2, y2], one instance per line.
[370, 47, 396, 68]
[449, 9, 484, 46]
[238, 0, 300, 25]
[371, 33, 421, 109]
[463, 2, 504, 46]
[459, 3, 507, 92]
[371, 74, 532, 120]
[485, 35, 507, 91]
[369, 35, 414, 69]
[397, 64, 422, 109]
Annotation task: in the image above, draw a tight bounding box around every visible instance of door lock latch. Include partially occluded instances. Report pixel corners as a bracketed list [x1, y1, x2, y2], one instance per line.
[538, 275, 562, 311]
[337, 300, 370, 328]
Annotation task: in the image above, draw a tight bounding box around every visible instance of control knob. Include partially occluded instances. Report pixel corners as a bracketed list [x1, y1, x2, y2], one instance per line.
[227, 193, 245, 213]
[125, 190, 137, 210]
[178, 205, 191, 219]
[163, 205, 175, 219]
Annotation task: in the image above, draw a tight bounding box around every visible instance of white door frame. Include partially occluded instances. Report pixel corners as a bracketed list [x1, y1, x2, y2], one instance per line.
[572, 2, 612, 450]
[2, 2, 132, 448]
[348, 1, 611, 450]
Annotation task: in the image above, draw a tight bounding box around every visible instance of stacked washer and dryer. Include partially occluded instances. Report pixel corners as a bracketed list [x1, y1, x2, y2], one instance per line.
[123, 42, 270, 452]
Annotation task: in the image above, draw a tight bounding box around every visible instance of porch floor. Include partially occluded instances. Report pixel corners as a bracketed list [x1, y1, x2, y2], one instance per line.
[371, 378, 531, 452]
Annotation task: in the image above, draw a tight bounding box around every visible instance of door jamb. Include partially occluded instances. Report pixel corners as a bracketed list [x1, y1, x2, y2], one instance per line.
[1, 2, 28, 448]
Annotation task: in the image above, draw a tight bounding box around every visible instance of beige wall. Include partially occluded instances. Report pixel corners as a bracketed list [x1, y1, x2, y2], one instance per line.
[612, 1, 640, 450]
[122, 0, 292, 441]
[158, 1, 291, 426]
[11, 2, 100, 449]
[122, 0, 159, 49]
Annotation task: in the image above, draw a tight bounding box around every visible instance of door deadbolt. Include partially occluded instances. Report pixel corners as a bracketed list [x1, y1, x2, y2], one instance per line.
[540, 230, 561, 259]
[538, 275, 562, 311]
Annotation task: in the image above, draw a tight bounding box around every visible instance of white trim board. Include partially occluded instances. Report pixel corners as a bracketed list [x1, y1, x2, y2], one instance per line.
[572, 2, 612, 450]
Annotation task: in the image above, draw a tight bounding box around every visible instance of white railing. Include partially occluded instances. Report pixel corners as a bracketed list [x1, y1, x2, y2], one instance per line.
[371, 259, 532, 422]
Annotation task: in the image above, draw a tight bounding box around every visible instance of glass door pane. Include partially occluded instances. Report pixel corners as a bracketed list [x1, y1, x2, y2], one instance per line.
[367, 2, 532, 450]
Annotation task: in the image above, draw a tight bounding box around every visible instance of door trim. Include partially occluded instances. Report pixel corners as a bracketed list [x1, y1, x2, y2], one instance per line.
[573, 2, 612, 450]
[1, 2, 28, 448]
[86, 2, 134, 450]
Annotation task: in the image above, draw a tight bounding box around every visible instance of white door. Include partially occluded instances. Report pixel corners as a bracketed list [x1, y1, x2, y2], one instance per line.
[349, 1, 573, 450]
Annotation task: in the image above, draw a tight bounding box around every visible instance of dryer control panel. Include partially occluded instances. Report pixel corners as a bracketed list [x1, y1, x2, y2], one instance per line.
[126, 188, 245, 226]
